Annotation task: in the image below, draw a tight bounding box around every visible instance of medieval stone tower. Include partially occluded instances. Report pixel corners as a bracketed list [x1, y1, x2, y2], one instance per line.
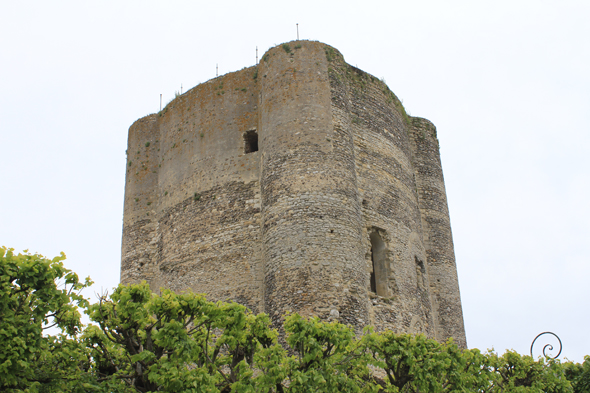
[120, 41, 467, 347]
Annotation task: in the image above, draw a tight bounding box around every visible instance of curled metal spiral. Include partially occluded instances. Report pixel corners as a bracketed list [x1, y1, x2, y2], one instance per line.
[530, 332, 562, 359]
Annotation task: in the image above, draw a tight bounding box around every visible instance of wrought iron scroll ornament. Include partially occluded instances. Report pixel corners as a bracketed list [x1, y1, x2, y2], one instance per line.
[530, 332, 562, 359]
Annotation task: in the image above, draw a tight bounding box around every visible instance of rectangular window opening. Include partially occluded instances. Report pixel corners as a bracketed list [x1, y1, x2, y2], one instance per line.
[244, 130, 258, 153]
[369, 230, 389, 297]
[415, 257, 426, 289]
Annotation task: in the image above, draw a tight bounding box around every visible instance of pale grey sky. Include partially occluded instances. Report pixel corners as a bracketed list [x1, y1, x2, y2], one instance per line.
[1, 0, 588, 362]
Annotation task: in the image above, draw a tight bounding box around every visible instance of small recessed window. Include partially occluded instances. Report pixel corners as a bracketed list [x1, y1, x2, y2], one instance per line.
[370, 230, 389, 297]
[415, 257, 426, 289]
[244, 130, 258, 153]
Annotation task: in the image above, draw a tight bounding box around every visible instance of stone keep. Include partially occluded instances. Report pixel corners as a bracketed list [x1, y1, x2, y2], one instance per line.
[121, 41, 467, 347]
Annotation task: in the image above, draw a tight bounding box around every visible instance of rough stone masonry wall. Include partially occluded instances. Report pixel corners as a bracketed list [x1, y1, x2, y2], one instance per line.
[121, 65, 264, 313]
[408, 118, 467, 347]
[121, 40, 466, 346]
[258, 42, 368, 332]
[327, 49, 437, 339]
[121, 115, 161, 286]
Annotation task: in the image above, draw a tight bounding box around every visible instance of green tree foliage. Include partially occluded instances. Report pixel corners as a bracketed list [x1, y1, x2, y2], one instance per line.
[0, 247, 92, 392]
[282, 314, 375, 392]
[1, 248, 586, 392]
[564, 356, 590, 393]
[364, 330, 488, 392]
[485, 350, 573, 392]
[84, 282, 281, 392]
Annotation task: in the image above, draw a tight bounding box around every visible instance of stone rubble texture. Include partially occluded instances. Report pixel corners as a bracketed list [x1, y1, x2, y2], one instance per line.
[120, 41, 467, 347]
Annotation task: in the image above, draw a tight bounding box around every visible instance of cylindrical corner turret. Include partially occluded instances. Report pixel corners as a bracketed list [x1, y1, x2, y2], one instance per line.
[408, 117, 467, 347]
[258, 41, 369, 330]
[121, 115, 160, 286]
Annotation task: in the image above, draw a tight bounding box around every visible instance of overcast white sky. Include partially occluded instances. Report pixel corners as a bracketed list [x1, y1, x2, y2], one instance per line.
[1, 1, 588, 362]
